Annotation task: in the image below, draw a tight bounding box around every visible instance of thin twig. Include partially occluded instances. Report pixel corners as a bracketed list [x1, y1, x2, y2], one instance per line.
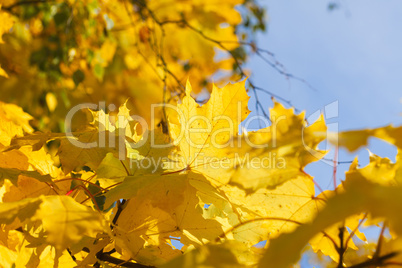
[346, 252, 399, 268]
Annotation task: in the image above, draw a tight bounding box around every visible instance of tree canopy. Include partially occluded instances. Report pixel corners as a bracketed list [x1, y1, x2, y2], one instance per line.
[0, 1, 401, 267]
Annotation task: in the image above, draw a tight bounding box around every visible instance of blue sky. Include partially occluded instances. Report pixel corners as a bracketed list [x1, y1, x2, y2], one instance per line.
[249, 0, 401, 130]
[246, 0, 402, 192]
[244, 0, 402, 265]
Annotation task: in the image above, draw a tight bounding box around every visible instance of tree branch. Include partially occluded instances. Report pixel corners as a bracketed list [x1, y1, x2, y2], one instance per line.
[346, 252, 400, 268]
[96, 251, 155, 268]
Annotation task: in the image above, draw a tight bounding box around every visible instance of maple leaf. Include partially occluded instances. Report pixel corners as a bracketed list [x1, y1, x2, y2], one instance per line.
[0, 65, 8, 78]
[168, 80, 326, 193]
[168, 79, 250, 174]
[0, 197, 42, 224]
[332, 125, 402, 151]
[216, 176, 320, 241]
[5, 130, 119, 174]
[105, 172, 229, 265]
[2, 175, 72, 204]
[0, 195, 106, 252]
[58, 130, 117, 174]
[91, 100, 141, 140]
[161, 240, 261, 268]
[0, 101, 33, 134]
[0, 229, 76, 268]
[308, 185, 367, 262]
[5, 132, 64, 151]
[259, 176, 402, 268]
[97, 152, 127, 174]
[33, 195, 106, 251]
[259, 125, 402, 266]
[0, 167, 53, 186]
[309, 213, 367, 262]
[0, 117, 23, 147]
[227, 101, 327, 192]
[346, 152, 401, 186]
[104, 150, 322, 265]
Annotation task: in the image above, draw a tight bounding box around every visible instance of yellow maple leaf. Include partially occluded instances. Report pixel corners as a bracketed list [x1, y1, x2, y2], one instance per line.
[168, 81, 326, 192]
[332, 125, 402, 151]
[107, 172, 228, 266]
[309, 186, 367, 262]
[105, 157, 322, 265]
[227, 101, 327, 192]
[0, 195, 106, 254]
[0, 102, 33, 133]
[0, 65, 8, 78]
[161, 240, 260, 268]
[33, 195, 106, 251]
[259, 171, 402, 267]
[167, 79, 250, 185]
[169, 79, 250, 166]
[346, 153, 400, 186]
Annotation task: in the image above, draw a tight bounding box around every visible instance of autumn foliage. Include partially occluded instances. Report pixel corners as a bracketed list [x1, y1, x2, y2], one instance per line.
[0, 1, 401, 268]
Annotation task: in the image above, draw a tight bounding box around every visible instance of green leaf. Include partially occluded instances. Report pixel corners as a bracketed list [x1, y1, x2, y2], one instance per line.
[72, 70, 85, 86]
[93, 64, 104, 81]
[87, 180, 106, 211]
